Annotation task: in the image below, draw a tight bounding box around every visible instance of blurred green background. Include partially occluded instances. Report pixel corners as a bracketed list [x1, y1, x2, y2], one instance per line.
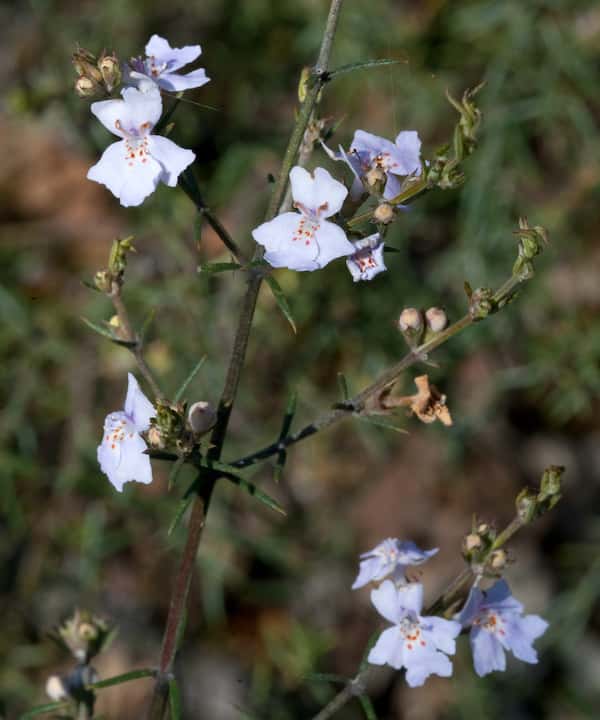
[2, 0, 600, 717]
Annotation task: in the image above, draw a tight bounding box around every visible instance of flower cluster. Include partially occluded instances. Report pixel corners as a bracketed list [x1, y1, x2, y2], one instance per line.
[355, 538, 549, 687]
[85, 36, 208, 206]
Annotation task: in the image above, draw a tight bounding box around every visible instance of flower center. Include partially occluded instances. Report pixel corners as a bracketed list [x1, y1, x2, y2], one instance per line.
[114, 120, 152, 166]
[351, 248, 378, 273]
[292, 217, 320, 246]
[474, 610, 507, 636]
[399, 617, 427, 650]
[145, 55, 176, 77]
[103, 413, 136, 451]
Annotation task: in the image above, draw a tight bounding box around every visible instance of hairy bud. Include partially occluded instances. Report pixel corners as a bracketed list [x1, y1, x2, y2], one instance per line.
[75, 76, 101, 98]
[46, 675, 68, 701]
[489, 549, 508, 570]
[188, 401, 217, 435]
[98, 52, 121, 92]
[425, 307, 448, 333]
[373, 202, 394, 224]
[52, 610, 113, 663]
[398, 307, 424, 348]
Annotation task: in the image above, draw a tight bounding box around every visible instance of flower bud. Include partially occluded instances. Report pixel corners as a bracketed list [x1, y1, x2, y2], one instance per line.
[46, 675, 68, 701]
[425, 307, 448, 333]
[398, 307, 422, 333]
[489, 549, 508, 570]
[188, 401, 217, 435]
[516, 487, 538, 524]
[464, 533, 482, 552]
[75, 76, 101, 98]
[365, 166, 386, 188]
[53, 610, 112, 662]
[538, 465, 563, 510]
[147, 425, 165, 449]
[468, 287, 495, 321]
[98, 52, 121, 92]
[94, 270, 112, 293]
[373, 202, 394, 224]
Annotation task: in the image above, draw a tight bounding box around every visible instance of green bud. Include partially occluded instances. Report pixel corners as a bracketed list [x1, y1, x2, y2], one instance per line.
[52, 610, 113, 662]
[94, 270, 112, 293]
[468, 287, 496, 321]
[108, 236, 135, 277]
[516, 487, 538, 524]
[397, 307, 424, 348]
[537, 465, 563, 511]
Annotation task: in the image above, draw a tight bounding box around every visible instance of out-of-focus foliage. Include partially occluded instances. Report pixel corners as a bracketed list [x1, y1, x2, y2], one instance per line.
[1, 0, 600, 718]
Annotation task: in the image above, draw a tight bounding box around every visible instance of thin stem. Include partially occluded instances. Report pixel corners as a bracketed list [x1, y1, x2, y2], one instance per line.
[110, 284, 163, 399]
[146, 3, 345, 717]
[230, 269, 529, 470]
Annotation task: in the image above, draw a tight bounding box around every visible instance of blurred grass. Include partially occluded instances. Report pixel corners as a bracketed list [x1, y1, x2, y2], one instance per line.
[2, 0, 600, 718]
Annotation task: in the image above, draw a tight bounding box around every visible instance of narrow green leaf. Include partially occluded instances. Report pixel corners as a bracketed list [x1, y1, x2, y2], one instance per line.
[304, 672, 348, 685]
[358, 694, 378, 720]
[174, 356, 207, 403]
[264, 274, 297, 334]
[358, 416, 408, 434]
[139, 309, 156, 343]
[197, 262, 242, 275]
[155, 93, 183, 135]
[168, 455, 187, 491]
[225, 473, 286, 516]
[19, 701, 70, 718]
[81, 317, 136, 348]
[168, 494, 194, 536]
[89, 668, 155, 690]
[328, 58, 405, 80]
[383, 244, 401, 253]
[169, 678, 182, 720]
[81, 279, 101, 293]
[337, 373, 350, 401]
[280, 390, 297, 439]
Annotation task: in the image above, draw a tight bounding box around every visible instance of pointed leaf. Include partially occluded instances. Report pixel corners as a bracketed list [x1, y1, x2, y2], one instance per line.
[89, 668, 155, 690]
[169, 678, 182, 720]
[328, 58, 405, 80]
[168, 455, 187, 491]
[20, 701, 70, 718]
[81, 317, 137, 348]
[168, 494, 194, 536]
[139, 309, 156, 343]
[197, 262, 242, 275]
[337, 373, 349, 401]
[224, 473, 286, 516]
[264, 275, 297, 334]
[358, 416, 409, 434]
[174, 356, 207, 402]
[358, 694, 378, 720]
[279, 390, 298, 439]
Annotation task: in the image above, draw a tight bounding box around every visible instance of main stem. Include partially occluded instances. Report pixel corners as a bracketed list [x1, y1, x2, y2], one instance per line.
[147, 2, 345, 717]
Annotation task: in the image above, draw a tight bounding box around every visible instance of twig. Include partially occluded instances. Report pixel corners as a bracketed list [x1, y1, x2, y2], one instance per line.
[146, 2, 346, 717]
[110, 284, 163, 399]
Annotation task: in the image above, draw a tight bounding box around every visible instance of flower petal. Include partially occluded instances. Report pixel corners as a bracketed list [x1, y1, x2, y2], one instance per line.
[87, 141, 163, 207]
[313, 220, 354, 268]
[471, 626, 506, 676]
[370, 580, 407, 624]
[502, 614, 548, 664]
[392, 130, 422, 175]
[367, 626, 404, 669]
[253, 212, 321, 271]
[145, 35, 201, 71]
[457, 585, 485, 627]
[91, 88, 162, 138]
[483, 580, 524, 613]
[352, 556, 385, 589]
[149, 136, 196, 187]
[423, 617, 461, 655]
[289, 166, 347, 219]
[404, 649, 453, 687]
[124, 373, 155, 431]
[112, 432, 153, 490]
[158, 69, 210, 92]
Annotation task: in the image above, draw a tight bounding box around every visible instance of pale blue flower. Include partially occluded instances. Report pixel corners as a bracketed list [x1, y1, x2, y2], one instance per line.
[252, 166, 354, 271]
[346, 233, 386, 282]
[324, 129, 421, 202]
[87, 87, 195, 207]
[368, 581, 461, 687]
[457, 579, 549, 677]
[97, 373, 155, 492]
[129, 35, 210, 92]
[352, 538, 438, 589]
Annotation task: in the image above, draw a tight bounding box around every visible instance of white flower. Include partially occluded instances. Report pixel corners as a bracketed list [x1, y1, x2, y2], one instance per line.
[252, 166, 354, 271]
[352, 538, 438, 589]
[368, 581, 461, 687]
[346, 233, 387, 282]
[97, 373, 155, 492]
[87, 87, 195, 207]
[129, 35, 210, 92]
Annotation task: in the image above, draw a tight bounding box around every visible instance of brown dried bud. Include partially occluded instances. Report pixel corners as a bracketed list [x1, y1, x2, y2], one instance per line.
[464, 533, 482, 552]
[425, 307, 448, 333]
[188, 401, 217, 435]
[147, 425, 165, 449]
[489, 549, 508, 570]
[98, 52, 121, 92]
[75, 76, 100, 98]
[373, 202, 395, 224]
[365, 166, 386, 187]
[476, 523, 489, 535]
